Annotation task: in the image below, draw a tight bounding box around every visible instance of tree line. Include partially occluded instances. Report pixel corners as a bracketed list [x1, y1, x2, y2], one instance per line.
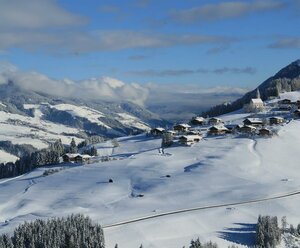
[0, 137, 99, 180]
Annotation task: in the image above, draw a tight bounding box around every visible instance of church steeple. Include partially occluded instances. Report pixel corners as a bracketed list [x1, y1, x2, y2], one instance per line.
[256, 88, 261, 99]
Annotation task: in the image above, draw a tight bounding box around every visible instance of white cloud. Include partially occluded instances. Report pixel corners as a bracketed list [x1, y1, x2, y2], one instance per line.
[0, 62, 248, 119]
[170, 0, 285, 23]
[0, 0, 87, 30]
[0, 63, 148, 105]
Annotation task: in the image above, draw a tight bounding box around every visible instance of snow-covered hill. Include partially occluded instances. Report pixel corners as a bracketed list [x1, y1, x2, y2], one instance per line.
[1, 93, 300, 247]
[0, 82, 167, 162]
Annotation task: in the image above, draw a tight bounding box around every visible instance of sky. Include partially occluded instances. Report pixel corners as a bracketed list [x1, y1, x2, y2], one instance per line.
[0, 0, 299, 90]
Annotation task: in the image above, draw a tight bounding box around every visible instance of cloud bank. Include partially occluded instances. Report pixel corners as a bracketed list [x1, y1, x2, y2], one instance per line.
[128, 67, 256, 77]
[0, 62, 248, 120]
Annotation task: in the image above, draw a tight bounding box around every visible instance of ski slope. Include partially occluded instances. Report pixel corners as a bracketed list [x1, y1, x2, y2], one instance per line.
[1, 96, 300, 247]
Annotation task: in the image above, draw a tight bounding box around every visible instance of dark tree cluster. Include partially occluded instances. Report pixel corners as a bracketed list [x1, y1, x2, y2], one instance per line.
[189, 239, 218, 248]
[77, 136, 105, 149]
[0, 214, 105, 248]
[83, 146, 98, 156]
[0, 139, 65, 179]
[256, 215, 281, 248]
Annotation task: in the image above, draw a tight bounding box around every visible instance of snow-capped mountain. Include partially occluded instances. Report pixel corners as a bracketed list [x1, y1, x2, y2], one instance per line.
[0, 82, 167, 162]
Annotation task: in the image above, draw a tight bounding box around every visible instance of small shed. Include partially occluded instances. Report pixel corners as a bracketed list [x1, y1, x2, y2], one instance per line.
[269, 116, 284, 125]
[294, 109, 300, 118]
[178, 135, 202, 145]
[208, 125, 228, 135]
[173, 123, 191, 132]
[190, 117, 205, 126]
[243, 118, 263, 126]
[259, 128, 272, 136]
[150, 127, 165, 136]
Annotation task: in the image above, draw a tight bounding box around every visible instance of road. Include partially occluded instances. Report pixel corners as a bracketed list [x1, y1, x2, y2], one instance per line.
[102, 189, 300, 229]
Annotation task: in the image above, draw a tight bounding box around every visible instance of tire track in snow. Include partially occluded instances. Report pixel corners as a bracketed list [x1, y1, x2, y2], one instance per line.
[102, 189, 300, 229]
[248, 139, 261, 167]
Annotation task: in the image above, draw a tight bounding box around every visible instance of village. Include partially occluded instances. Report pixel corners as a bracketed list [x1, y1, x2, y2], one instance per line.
[150, 89, 300, 146]
[59, 90, 300, 163]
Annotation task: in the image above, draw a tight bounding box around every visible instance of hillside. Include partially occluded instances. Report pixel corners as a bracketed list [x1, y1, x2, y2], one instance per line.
[0, 82, 167, 162]
[204, 60, 300, 117]
[1, 92, 300, 247]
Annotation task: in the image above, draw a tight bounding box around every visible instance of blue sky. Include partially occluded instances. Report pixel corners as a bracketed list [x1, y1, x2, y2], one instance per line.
[0, 0, 299, 88]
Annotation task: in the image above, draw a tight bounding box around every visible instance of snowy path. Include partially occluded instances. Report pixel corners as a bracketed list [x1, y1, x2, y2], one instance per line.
[103, 189, 300, 229]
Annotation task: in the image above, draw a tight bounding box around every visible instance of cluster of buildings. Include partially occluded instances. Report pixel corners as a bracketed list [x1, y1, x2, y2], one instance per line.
[149, 92, 300, 146]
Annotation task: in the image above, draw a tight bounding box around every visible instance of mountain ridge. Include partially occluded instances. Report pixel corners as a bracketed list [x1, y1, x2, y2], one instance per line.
[203, 60, 300, 117]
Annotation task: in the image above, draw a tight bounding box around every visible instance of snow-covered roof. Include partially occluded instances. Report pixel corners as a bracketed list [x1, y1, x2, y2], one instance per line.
[193, 117, 205, 121]
[269, 116, 284, 120]
[63, 153, 91, 159]
[63, 153, 81, 158]
[250, 98, 263, 104]
[209, 117, 222, 121]
[243, 125, 257, 130]
[244, 118, 263, 123]
[152, 127, 165, 132]
[209, 125, 228, 131]
[179, 135, 202, 141]
[175, 123, 191, 128]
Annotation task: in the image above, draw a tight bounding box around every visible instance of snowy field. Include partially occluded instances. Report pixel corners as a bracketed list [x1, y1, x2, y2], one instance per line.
[1, 94, 300, 247]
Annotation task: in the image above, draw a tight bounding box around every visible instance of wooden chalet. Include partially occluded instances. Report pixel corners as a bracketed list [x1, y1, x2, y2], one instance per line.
[239, 125, 256, 133]
[187, 130, 201, 135]
[208, 125, 228, 135]
[178, 135, 202, 145]
[243, 118, 263, 126]
[173, 123, 191, 132]
[269, 116, 284, 125]
[62, 153, 91, 163]
[150, 127, 165, 136]
[279, 99, 292, 105]
[208, 117, 223, 125]
[74, 154, 92, 163]
[190, 116, 205, 126]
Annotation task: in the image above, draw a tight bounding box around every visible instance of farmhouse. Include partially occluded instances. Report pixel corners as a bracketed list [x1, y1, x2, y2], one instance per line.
[243, 118, 263, 126]
[74, 154, 92, 163]
[269, 116, 284, 125]
[150, 127, 165, 136]
[239, 125, 256, 133]
[208, 117, 223, 125]
[190, 116, 205, 125]
[187, 130, 201, 135]
[173, 123, 191, 132]
[259, 128, 272, 136]
[279, 99, 292, 105]
[178, 135, 202, 145]
[62, 153, 91, 163]
[208, 125, 229, 135]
